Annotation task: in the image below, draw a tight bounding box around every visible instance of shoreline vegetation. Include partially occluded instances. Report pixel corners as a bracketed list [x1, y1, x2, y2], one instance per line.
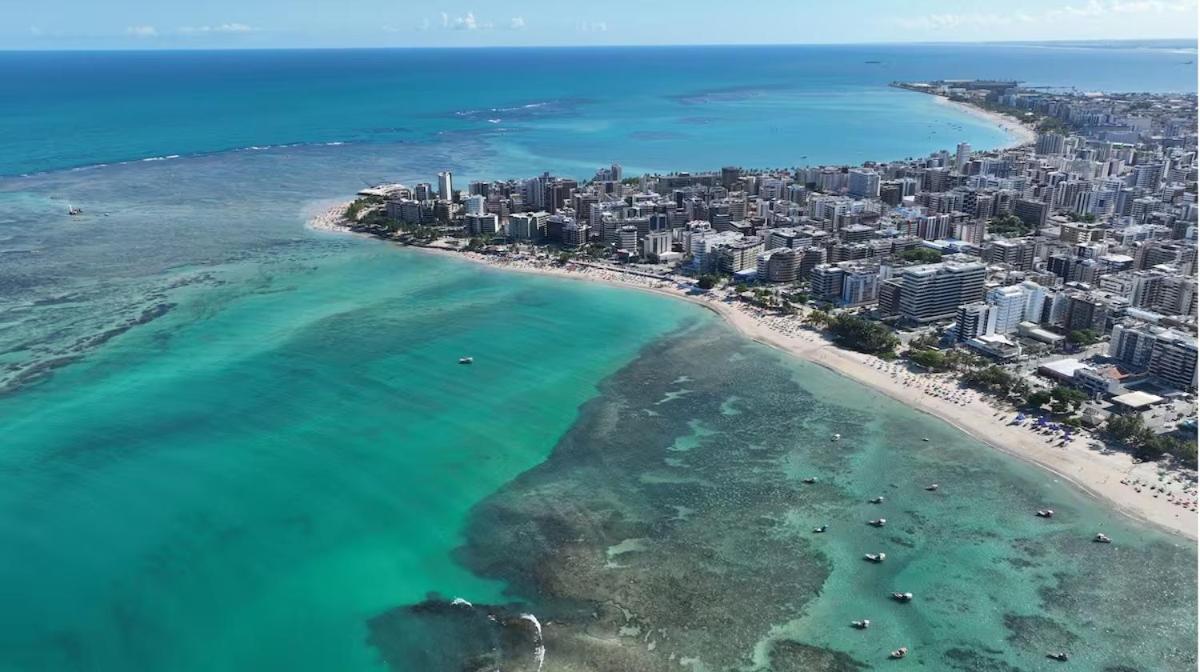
[309, 203, 1197, 540]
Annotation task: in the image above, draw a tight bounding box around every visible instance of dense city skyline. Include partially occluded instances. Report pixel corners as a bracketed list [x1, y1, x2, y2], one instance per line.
[3, 0, 1197, 50]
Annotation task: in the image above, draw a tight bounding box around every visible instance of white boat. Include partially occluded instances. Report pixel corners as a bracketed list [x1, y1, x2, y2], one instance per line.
[1036, 509, 1054, 518]
[890, 646, 908, 659]
[864, 552, 886, 563]
[925, 483, 939, 491]
[891, 592, 913, 603]
[458, 356, 474, 364]
[1094, 533, 1112, 543]
[869, 496, 884, 504]
[831, 433, 841, 441]
[851, 619, 870, 629]
[67, 205, 82, 216]
[921, 437, 930, 442]
[868, 518, 886, 527]
[1046, 652, 1070, 662]
[802, 477, 818, 484]
[813, 525, 828, 533]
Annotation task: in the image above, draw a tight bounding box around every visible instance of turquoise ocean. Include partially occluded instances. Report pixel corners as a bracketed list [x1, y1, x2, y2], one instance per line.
[0, 43, 1195, 671]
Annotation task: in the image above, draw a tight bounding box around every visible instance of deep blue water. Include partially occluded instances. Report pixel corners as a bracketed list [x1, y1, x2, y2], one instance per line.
[1, 42, 1195, 177]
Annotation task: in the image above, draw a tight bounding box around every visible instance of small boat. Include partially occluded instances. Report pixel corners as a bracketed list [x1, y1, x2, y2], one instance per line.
[889, 646, 908, 659]
[868, 518, 887, 527]
[925, 483, 939, 491]
[813, 525, 828, 534]
[1036, 509, 1054, 518]
[891, 592, 913, 603]
[869, 496, 885, 504]
[831, 433, 841, 441]
[1094, 533, 1112, 544]
[802, 477, 818, 484]
[458, 356, 474, 364]
[851, 619, 870, 629]
[1046, 652, 1070, 662]
[921, 437, 930, 442]
[864, 552, 886, 563]
[67, 206, 82, 216]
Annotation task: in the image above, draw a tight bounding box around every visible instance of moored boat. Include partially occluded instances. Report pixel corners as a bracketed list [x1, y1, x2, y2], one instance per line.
[869, 496, 884, 504]
[1094, 533, 1112, 543]
[1036, 509, 1054, 518]
[1046, 652, 1070, 662]
[851, 619, 870, 629]
[889, 646, 908, 659]
[890, 592, 913, 603]
[868, 518, 886, 527]
[458, 356, 474, 364]
[925, 483, 939, 491]
[864, 552, 886, 563]
[813, 525, 828, 533]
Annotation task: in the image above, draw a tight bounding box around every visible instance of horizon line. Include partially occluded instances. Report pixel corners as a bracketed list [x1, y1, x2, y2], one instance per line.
[1, 36, 1196, 53]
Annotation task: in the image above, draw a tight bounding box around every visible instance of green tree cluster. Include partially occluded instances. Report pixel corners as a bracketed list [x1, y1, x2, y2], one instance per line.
[988, 214, 1034, 238]
[961, 365, 1028, 397]
[1105, 415, 1197, 468]
[825, 314, 899, 356]
[898, 247, 943, 263]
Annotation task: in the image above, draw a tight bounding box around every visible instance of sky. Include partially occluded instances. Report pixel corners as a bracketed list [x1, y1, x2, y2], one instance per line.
[2, 0, 1197, 50]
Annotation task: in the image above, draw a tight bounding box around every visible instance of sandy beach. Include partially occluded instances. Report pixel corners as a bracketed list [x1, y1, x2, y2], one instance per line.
[932, 95, 1038, 149]
[309, 206, 1197, 541]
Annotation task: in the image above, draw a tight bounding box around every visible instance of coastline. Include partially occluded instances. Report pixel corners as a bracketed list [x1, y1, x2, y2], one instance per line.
[931, 94, 1038, 148]
[309, 211, 1197, 540]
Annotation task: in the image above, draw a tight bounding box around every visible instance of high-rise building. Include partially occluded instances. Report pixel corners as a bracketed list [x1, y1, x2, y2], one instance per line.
[1035, 133, 1066, 155]
[1108, 321, 1159, 369]
[986, 285, 1027, 334]
[985, 238, 1036, 270]
[895, 260, 987, 323]
[642, 230, 672, 260]
[1063, 294, 1107, 333]
[464, 194, 486, 215]
[437, 171, 454, 201]
[717, 239, 764, 274]
[1149, 331, 1198, 391]
[841, 265, 880, 307]
[508, 211, 549, 241]
[464, 212, 500, 236]
[955, 143, 971, 172]
[617, 225, 639, 252]
[756, 247, 800, 283]
[810, 264, 846, 302]
[848, 169, 881, 199]
[955, 303, 990, 341]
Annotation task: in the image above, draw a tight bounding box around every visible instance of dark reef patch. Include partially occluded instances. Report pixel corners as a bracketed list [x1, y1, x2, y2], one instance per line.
[367, 598, 543, 672]
[767, 640, 869, 671]
[367, 324, 869, 670]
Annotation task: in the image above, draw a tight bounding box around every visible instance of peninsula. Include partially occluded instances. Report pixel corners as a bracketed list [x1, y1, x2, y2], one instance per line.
[312, 81, 1199, 538]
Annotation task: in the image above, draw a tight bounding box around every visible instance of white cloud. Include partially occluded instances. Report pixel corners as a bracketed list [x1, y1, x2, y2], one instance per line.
[179, 23, 257, 34]
[510, 16, 526, 30]
[577, 20, 608, 32]
[29, 26, 42, 36]
[899, 0, 1194, 31]
[126, 25, 158, 37]
[436, 11, 495, 31]
[451, 11, 478, 30]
